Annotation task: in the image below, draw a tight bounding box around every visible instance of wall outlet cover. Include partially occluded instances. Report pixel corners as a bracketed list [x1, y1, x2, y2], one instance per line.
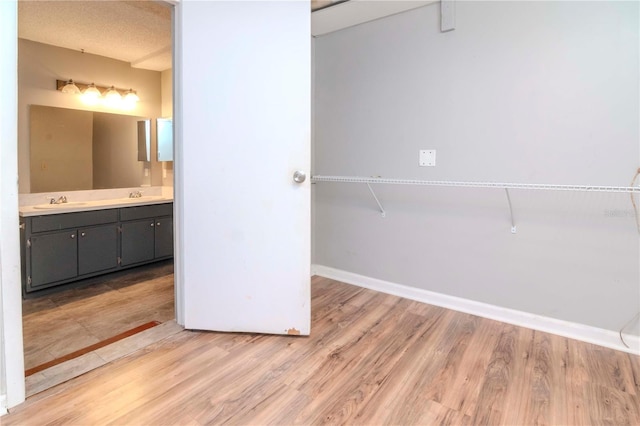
[420, 150, 436, 166]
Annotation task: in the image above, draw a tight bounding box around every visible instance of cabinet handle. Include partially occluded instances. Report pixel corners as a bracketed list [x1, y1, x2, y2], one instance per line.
[70, 234, 75, 239]
[81, 232, 86, 237]
[150, 223, 154, 227]
[156, 222, 161, 226]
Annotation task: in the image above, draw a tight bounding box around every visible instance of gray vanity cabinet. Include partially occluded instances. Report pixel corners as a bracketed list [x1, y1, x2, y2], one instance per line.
[154, 217, 173, 259]
[21, 202, 173, 294]
[119, 203, 174, 267]
[120, 219, 155, 266]
[23, 209, 119, 292]
[78, 224, 119, 275]
[29, 230, 78, 288]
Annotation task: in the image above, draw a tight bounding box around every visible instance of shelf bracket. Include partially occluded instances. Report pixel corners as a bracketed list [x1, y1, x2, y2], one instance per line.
[504, 188, 517, 233]
[366, 183, 386, 218]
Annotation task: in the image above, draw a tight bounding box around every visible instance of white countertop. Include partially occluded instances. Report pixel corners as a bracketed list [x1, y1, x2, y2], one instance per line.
[19, 196, 173, 217]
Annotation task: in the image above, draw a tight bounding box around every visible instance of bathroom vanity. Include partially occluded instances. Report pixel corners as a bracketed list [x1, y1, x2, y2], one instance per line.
[19, 198, 173, 294]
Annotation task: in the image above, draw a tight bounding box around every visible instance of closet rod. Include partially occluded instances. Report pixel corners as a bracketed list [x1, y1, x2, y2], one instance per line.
[311, 175, 640, 193]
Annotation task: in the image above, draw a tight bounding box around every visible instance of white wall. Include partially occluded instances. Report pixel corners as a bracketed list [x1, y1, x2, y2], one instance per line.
[0, 0, 25, 411]
[18, 39, 162, 193]
[313, 2, 639, 337]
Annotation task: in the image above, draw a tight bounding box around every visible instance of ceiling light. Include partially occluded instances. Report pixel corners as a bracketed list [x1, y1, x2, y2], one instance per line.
[60, 79, 81, 94]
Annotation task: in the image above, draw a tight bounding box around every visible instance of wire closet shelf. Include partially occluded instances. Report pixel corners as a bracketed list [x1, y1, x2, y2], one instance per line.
[311, 175, 640, 193]
[311, 175, 640, 232]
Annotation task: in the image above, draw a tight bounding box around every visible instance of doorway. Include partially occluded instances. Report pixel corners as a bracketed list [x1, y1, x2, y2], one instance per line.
[16, 0, 177, 396]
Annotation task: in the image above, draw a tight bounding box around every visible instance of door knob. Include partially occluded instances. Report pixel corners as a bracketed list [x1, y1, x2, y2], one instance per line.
[293, 170, 306, 184]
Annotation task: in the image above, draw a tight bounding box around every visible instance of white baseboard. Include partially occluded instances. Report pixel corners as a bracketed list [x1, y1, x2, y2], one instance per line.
[311, 264, 640, 355]
[0, 394, 7, 416]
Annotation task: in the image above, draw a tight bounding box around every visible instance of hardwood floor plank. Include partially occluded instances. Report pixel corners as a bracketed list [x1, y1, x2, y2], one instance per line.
[298, 303, 435, 424]
[410, 399, 472, 426]
[6, 278, 640, 426]
[470, 324, 519, 424]
[565, 337, 591, 425]
[585, 383, 640, 425]
[436, 316, 504, 417]
[494, 325, 534, 425]
[348, 306, 452, 424]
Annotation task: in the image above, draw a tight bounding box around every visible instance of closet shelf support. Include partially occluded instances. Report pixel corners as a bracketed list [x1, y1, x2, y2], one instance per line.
[366, 183, 386, 218]
[504, 188, 517, 234]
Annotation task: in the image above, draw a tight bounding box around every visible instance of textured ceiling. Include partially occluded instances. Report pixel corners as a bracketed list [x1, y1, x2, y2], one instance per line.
[18, 1, 347, 72]
[18, 1, 173, 72]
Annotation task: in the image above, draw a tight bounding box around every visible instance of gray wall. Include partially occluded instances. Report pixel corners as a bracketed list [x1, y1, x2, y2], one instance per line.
[313, 1, 639, 333]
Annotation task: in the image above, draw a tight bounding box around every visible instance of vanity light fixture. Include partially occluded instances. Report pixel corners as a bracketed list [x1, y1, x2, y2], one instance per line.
[55, 79, 140, 108]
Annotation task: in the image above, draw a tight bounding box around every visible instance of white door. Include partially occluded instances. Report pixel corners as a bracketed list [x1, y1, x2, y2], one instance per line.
[176, 1, 311, 335]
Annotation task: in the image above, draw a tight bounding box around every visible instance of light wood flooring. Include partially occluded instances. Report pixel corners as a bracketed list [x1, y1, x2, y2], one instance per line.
[6, 276, 640, 425]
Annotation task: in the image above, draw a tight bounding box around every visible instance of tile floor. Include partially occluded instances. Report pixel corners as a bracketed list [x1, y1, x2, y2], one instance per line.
[22, 260, 178, 396]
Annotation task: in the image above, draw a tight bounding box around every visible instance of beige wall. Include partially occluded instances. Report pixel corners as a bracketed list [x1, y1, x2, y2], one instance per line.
[18, 39, 163, 193]
[161, 69, 173, 118]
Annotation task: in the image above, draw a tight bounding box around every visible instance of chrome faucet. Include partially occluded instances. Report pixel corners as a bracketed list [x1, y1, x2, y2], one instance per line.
[129, 191, 143, 198]
[49, 195, 68, 204]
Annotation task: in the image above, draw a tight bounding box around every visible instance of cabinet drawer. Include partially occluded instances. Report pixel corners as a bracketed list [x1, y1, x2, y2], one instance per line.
[119, 203, 173, 221]
[31, 209, 118, 233]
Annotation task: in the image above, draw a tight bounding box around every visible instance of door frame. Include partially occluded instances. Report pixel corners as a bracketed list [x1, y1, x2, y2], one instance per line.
[1, 0, 24, 411]
[0, 0, 184, 410]
[171, 0, 184, 326]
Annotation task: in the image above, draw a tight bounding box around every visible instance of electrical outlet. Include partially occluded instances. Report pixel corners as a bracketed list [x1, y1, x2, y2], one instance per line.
[419, 150, 436, 167]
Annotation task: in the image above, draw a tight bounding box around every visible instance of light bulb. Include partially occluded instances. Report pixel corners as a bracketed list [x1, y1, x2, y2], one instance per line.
[104, 86, 122, 107]
[82, 83, 101, 105]
[61, 79, 81, 94]
[123, 89, 139, 109]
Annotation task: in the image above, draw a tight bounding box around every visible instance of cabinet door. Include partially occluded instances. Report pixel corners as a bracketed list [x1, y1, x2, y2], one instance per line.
[154, 216, 173, 259]
[78, 224, 119, 276]
[30, 231, 78, 288]
[120, 219, 155, 266]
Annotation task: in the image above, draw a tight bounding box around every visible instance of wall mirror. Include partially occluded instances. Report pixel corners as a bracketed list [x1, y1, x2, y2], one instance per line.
[29, 105, 152, 193]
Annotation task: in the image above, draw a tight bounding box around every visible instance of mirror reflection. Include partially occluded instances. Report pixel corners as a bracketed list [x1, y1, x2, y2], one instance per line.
[29, 105, 151, 193]
[157, 118, 173, 162]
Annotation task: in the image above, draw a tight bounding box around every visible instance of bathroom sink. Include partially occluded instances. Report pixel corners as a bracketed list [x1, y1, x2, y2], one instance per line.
[33, 201, 89, 209]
